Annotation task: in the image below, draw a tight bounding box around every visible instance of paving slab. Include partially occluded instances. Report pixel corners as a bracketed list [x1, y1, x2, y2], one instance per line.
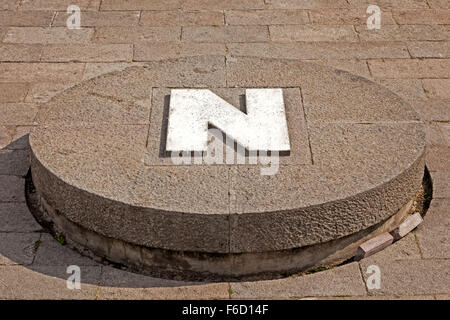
[98, 267, 229, 300]
[0, 11, 53, 27]
[0, 149, 30, 176]
[20, 0, 100, 11]
[415, 199, 450, 259]
[4, 27, 94, 44]
[140, 11, 224, 26]
[230, 263, 366, 299]
[0, 176, 25, 202]
[0, 233, 40, 265]
[0, 265, 100, 299]
[359, 259, 450, 296]
[0, 44, 42, 62]
[52, 11, 141, 27]
[34, 233, 100, 266]
[0, 202, 42, 232]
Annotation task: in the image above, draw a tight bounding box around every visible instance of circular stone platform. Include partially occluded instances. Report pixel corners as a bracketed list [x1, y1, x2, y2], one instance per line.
[29, 57, 426, 280]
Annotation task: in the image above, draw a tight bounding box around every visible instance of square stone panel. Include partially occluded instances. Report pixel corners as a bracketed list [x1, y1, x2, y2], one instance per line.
[144, 87, 312, 166]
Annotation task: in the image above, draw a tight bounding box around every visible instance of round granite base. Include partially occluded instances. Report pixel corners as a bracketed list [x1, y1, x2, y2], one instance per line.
[29, 57, 427, 280]
[26, 168, 430, 281]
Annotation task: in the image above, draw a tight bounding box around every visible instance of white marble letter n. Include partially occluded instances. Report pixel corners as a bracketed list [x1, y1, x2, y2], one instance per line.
[166, 89, 290, 152]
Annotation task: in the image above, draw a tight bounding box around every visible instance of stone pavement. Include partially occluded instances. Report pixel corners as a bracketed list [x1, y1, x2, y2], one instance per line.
[0, 0, 449, 299]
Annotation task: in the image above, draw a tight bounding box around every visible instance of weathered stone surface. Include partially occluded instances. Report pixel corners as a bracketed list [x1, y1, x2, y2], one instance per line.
[0, 103, 38, 125]
[0, 44, 42, 62]
[425, 123, 446, 146]
[94, 27, 181, 43]
[134, 43, 225, 61]
[0, 265, 100, 299]
[231, 263, 366, 298]
[34, 233, 99, 266]
[0, 83, 29, 103]
[426, 146, 450, 171]
[368, 59, 450, 79]
[393, 9, 450, 24]
[355, 233, 394, 261]
[41, 44, 133, 62]
[410, 99, 450, 122]
[376, 79, 426, 100]
[309, 8, 395, 24]
[183, 26, 269, 42]
[101, 0, 180, 10]
[29, 58, 425, 275]
[0, 233, 40, 265]
[360, 259, 450, 295]
[0, 176, 25, 202]
[439, 123, 450, 146]
[225, 9, 309, 25]
[0, 11, 53, 27]
[0, 202, 42, 232]
[140, 10, 224, 26]
[228, 42, 409, 59]
[0, 63, 84, 83]
[53, 11, 141, 27]
[357, 233, 421, 264]
[408, 42, 450, 58]
[265, 0, 349, 9]
[4, 27, 94, 44]
[98, 267, 229, 300]
[0, 149, 30, 176]
[270, 25, 358, 41]
[423, 79, 450, 98]
[391, 213, 423, 240]
[21, 0, 100, 10]
[415, 199, 450, 259]
[145, 87, 311, 166]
